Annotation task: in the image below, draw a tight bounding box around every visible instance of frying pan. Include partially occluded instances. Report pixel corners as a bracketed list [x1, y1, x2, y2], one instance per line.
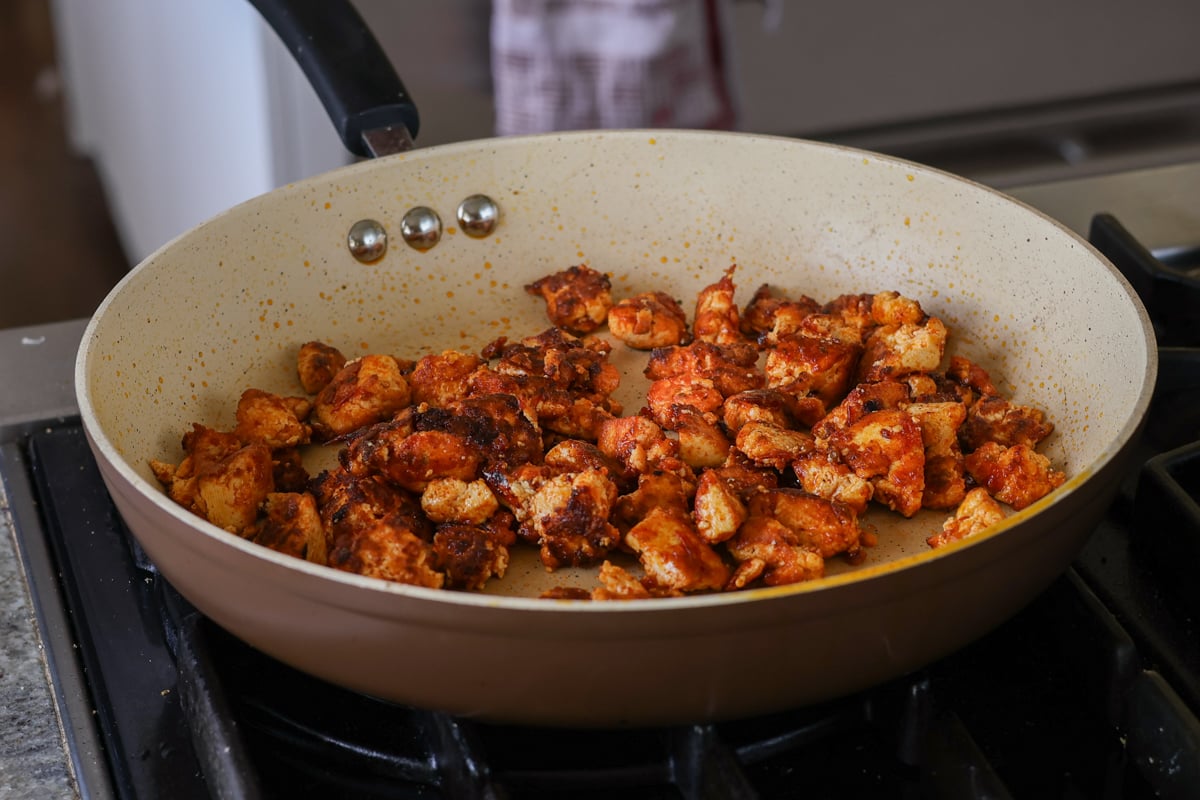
[74, 0, 1155, 726]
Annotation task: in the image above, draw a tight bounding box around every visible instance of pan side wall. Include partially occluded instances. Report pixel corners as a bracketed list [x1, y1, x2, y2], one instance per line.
[94, 424, 1132, 726]
[76, 131, 1154, 722]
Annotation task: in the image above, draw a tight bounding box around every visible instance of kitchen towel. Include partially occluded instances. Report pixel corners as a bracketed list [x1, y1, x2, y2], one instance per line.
[490, 0, 741, 135]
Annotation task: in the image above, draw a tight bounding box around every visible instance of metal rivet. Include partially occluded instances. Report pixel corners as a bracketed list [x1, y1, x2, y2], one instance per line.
[400, 206, 443, 251]
[347, 219, 387, 263]
[456, 194, 499, 238]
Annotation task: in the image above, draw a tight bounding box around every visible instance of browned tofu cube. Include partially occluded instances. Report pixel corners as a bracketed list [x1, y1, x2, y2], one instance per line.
[828, 409, 926, 517]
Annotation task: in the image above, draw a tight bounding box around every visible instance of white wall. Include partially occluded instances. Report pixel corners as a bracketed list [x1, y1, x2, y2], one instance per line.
[50, 0, 347, 263]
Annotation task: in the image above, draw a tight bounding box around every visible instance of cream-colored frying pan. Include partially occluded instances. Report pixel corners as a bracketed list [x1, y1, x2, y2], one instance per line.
[74, 0, 1155, 726]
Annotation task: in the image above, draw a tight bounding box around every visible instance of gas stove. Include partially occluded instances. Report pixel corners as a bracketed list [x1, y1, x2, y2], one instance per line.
[3, 165, 1200, 799]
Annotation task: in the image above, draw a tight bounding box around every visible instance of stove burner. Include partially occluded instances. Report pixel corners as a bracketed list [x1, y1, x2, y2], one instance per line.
[1089, 213, 1200, 347]
[1084, 215, 1200, 630]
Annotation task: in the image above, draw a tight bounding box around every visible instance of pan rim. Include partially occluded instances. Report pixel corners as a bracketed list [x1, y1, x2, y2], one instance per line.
[74, 129, 1159, 617]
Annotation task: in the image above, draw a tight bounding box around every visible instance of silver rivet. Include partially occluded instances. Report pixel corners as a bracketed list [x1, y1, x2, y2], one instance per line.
[400, 206, 443, 251]
[347, 219, 387, 263]
[456, 194, 499, 238]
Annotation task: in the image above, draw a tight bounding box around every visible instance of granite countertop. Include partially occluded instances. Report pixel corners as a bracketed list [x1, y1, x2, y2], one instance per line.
[0, 161, 1195, 800]
[1, 318, 92, 799]
[1, 494, 76, 798]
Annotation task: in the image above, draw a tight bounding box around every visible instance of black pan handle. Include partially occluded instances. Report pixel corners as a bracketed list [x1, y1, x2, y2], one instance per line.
[247, 0, 419, 157]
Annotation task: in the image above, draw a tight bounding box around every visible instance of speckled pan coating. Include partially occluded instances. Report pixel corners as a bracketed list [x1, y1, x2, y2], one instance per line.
[76, 131, 1155, 726]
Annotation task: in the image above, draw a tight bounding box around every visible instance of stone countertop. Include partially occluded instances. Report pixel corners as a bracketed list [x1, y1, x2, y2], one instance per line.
[0, 161, 1195, 800]
[1, 318, 94, 799]
[1, 491, 76, 798]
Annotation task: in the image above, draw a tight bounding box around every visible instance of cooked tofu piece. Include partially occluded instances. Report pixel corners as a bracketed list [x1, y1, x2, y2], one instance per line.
[734, 420, 815, 471]
[625, 506, 730, 592]
[721, 388, 793, 433]
[692, 468, 748, 544]
[487, 327, 622, 417]
[922, 453, 967, 511]
[613, 471, 692, 531]
[252, 492, 327, 564]
[475, 371, 614, 441]
[821, 293, 876, 341]
[408, 350, 484, 408]
[296, 340, 347, 395]
[788, 312, 867, 346]
[725, 516, 825, 587]
[646, 376, 724, 425]
[870, 290, 926, 326]
[544, 438, 636, 490]
[597, 415, 684, 475]
[910, 398, 967, 456]
[961, 395, 1055, 451]
[903, 373, 941, 400]
[905, 401, 968, 510]
[707, 457, 780, 499]
[764, 334, 862, 407]
[467, 365, 569, 422]
[607, 291, 691, 349]
[339, 415, 414, 476]
[351, 395, 541, 484]
[645, 340, 763, 397]
[927, 487, 1006, 548]
[828, 409, 925, 517]
[692, 265, 746, 345]
[481, 463, 555, 526]
[591, 560, 654, 600]
[316, 465, 442, 588]
[311, 465, 433, 544]
[195, 443, 275, 535]
[858, 317, 948, 383]
[443, 393, 545, 469]
[540, 586, 595, 600]
[747, 489, 861, 559]
[964, 441, 1065, 510]
[525, 264, 613, 334]
[544, 332, 621, 399]
[375, 429, 483, 492]
[150, 423, 241, 511]
[776, 391, 829, 429]
[810, 380, 911, 442]
[480, 508, 519, 548]
[523, 468, 621, 569]
[271, 447, 311, 494]
[540, 396, 616, 441]
[945, 354, 998, 399]
[740, 283, 821, 344]
[432, 523, 510, 590]
[673, 408, 732, 469]
[724, 557, 766, 591]
[311, 354, 412, 439]
[234, 388, 312, 449]
[328, 516, 444, 588]
[790, 450, 873, 514]
[421, 478, 500, 525]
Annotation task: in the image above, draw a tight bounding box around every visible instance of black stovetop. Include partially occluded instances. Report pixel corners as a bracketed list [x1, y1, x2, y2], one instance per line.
[5, 214, 1200, 799]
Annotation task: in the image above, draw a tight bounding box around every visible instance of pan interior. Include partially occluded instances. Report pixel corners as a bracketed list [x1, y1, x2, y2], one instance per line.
[78, 130, 1153, 601]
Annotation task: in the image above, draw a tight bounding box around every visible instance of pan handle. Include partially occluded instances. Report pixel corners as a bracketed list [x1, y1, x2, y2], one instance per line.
[247, 0, 420, 158]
